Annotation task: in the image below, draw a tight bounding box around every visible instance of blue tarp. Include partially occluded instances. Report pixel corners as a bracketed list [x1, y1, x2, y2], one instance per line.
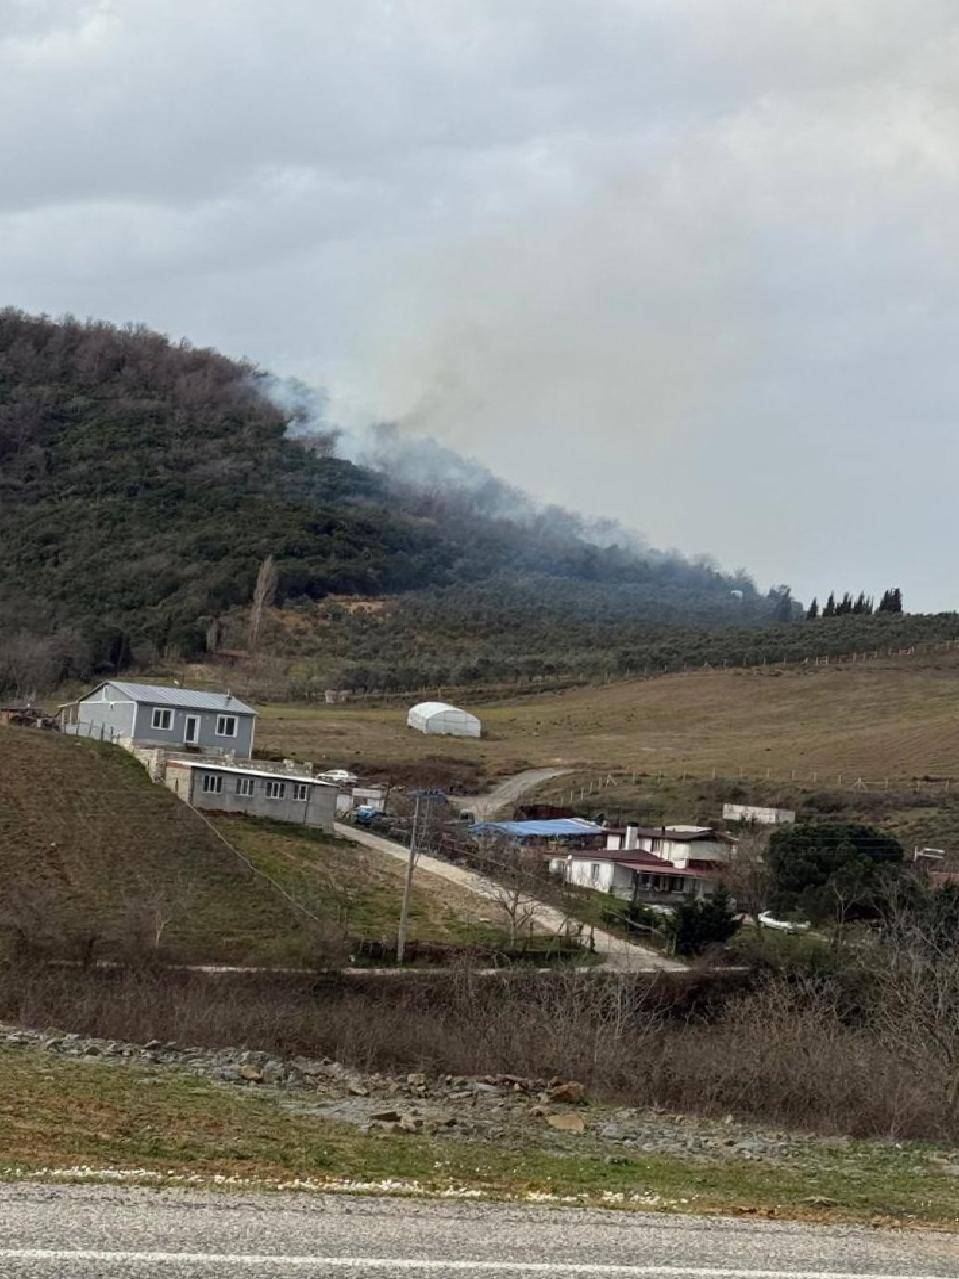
[468, 818, 605, 839]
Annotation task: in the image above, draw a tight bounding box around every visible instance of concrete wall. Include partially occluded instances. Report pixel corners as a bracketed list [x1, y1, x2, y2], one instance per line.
[165, 764, 335, 832]
[550, 857, 636, 899]
[71, 685, 255, 756]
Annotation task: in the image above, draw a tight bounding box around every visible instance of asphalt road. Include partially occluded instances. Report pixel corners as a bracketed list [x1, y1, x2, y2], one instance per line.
[0, 1187, 956, 1278]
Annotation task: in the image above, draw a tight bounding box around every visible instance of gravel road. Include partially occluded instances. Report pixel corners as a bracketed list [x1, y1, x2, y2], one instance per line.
[457, 768, 573, 820]
[1, 1186, 956, 1278]
[337, 823, 683, 972]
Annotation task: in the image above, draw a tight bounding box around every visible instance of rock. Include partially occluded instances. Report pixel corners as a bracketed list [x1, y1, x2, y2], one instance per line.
[348, 1083, 370, 1097]
[548, 1081, 586, 1105]
[599, 1123, 627, 1141]
[370, 1109, 402, 1124]
[546, 1112, 586, 1134]
[239, 1065, 264, 1083]
[398, 1113, 423, 1133]
[604, 1154, 631, 1166]
[430, 1112, 457, 1129]
[407, 1071, 428, 1088]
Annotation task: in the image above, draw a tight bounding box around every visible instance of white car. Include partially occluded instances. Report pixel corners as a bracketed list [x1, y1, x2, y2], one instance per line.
[318, 768, 359, 785]
[758, 911, 811, 935]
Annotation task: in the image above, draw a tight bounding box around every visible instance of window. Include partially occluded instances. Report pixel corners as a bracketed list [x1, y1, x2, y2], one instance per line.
[235, 777, 254, 797]
[265, 780, 286, 800]
[293, 783, 310, 801]
[151, 708, 173, 730]
[590, 863, 601, 885]
[215, 714, 238, 737]
[201, 774, 223, 794]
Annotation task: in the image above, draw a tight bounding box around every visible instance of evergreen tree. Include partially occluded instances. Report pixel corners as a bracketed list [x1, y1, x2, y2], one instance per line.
[879, 587, 904, 614]
[837, 592, 854, 615]
[806, 597, 819, 620]
[823, 592, 837, 617]
[852, 592, 873, 615]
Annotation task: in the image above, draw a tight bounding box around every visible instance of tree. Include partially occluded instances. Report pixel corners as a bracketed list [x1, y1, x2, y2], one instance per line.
[247, 554, 279, 653]
[806, 597, 819, 620]
[766, 823, 904, 933]
[836, 592, 854, 615]
[823, 592, 837, 617]
[720, 825, 771, 931]
[663, 887, 741, 956]
[852, 592, 873, 616]
[878, 587, 904, 614]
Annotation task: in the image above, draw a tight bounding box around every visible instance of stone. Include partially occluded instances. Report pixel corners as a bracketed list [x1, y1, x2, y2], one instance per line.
[239, 1065, 264, 1083]
[599, 1123, 627, 1141]
[370, 1109, 402, 1124]
[546, 1112, 586, 1134]
[547, 1081, 585, 1105]
[348, 1083, 370, 1097]
[398, 1113, 423, 1133]
[407, 1071, 428, 1088]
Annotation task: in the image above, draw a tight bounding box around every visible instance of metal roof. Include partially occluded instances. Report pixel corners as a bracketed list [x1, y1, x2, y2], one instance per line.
[167, 760, 332, 786]
[88, 681, 255, 715]
[470, 818, 606, 838]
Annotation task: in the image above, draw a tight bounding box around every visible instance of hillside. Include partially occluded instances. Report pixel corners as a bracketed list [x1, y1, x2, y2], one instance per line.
[0, 309, 777, 695]
[0, 730, 496, 964]
[255, 649, 959, 790]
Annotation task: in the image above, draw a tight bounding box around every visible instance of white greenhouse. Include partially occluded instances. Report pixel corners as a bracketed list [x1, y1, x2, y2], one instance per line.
[406, 701, 481, 738]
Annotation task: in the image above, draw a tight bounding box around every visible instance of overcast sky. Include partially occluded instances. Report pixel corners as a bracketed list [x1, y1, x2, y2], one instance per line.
[4, 1, 959, 609]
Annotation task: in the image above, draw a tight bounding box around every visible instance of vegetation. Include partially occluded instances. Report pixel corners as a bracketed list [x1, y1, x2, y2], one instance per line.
[663, 889, 741, 956]
[0, 309, 790, 696]
[3, 1043, 956, 1224]
[766, 823, 905, 931]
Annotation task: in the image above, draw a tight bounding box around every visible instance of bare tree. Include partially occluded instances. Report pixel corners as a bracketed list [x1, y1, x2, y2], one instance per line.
[720, 824, 771, 931]
[247, 554, 279, 653]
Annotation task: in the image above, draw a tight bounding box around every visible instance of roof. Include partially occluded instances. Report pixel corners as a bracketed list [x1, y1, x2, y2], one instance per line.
[633, 864, 721, 880]
[408, 701, 478, 718]
[167, 760, 333, 786]
[609, 825, 732, 845]
[470, 818, 606, 839]
[85, 681, 255, 715]
[564, 851, 669, 868]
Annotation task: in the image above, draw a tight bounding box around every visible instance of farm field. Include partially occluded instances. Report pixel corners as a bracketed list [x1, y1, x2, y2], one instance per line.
[255, 653, 959, 790]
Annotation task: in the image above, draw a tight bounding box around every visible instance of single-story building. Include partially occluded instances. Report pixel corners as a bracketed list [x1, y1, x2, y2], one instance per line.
[407, 701, 481, 738]
[57, 681, 256, 757]
[722, 803, 796, 826]
[549, 850, 722, 904]
[163, 760, 336, 831]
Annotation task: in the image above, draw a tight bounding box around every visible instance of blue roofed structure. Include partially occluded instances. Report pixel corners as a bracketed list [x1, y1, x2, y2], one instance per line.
[469, 818, 606, 841]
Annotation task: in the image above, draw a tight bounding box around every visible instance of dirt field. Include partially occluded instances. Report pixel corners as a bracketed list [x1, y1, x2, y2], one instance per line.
[256, 653, 959, 788]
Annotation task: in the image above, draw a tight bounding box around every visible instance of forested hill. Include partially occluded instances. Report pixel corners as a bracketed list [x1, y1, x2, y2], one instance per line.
[0, 310, 771, 687]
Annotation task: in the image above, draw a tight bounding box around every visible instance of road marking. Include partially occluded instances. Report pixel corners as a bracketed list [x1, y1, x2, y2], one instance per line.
[0, 1256, 949, 1276]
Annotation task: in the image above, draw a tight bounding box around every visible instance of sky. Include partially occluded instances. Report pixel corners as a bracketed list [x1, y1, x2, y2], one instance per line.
[4, 0, 959, 610]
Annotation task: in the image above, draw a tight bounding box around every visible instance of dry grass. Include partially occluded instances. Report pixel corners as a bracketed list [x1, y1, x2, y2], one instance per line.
[256, 654, 959, 787]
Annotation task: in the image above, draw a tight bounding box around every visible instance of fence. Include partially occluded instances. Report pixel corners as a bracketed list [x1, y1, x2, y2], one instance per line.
[552, 765, 959, 804]
[306, 633, 959, 707]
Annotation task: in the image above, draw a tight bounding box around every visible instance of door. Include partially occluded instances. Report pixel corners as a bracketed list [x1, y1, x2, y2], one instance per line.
[183, 715, 200, 746]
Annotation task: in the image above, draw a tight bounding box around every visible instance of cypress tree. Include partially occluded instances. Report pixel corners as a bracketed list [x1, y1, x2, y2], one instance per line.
[823, 592, 836, 617]
[806, 597, 819, 620]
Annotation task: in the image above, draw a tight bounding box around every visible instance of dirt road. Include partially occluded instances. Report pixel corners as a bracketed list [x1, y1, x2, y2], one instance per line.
[457, 767, 572, 820]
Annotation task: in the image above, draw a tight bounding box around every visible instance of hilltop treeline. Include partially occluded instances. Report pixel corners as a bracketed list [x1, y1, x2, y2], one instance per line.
[1, 309, 783, 693]
[255, 585, 959, 694]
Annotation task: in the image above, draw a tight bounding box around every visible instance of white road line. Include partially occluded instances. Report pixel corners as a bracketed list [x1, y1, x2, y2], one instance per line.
[0, 1255, 948, 1277]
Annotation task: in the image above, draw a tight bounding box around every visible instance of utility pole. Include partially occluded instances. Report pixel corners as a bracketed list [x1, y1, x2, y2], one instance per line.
[396, 793, 421, 965]
[396, 789, 446, 966]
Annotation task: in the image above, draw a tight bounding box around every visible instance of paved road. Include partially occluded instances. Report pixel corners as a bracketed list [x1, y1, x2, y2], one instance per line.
[0, 1186, 955, 1277]
[337, 823, 683, 972]
[457, 768, 573, 820]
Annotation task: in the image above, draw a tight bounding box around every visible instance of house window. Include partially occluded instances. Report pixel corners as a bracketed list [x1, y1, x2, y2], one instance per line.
[201, 774, 223, 794]
[265, 780, 286, 800]
[590, 863, 601, 885]
[235, 777, 254, 797]
[293, 783, 310, 801]
[215, 714, 238, 737]
[151, 708, 173, 730]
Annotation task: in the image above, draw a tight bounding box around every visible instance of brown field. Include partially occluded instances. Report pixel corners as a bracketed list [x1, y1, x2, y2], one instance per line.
[256, 654, 959, 788]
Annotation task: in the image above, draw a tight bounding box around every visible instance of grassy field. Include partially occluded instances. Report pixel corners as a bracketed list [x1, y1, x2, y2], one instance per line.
[1, 1047, 957, 1226]
[256, 653, 959, 791]
[0, 730, 502, 964]
[215, 815, 505, 947]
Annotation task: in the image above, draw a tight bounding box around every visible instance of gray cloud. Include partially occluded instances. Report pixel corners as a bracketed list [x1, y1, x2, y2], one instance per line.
[3, 1, 959, 608]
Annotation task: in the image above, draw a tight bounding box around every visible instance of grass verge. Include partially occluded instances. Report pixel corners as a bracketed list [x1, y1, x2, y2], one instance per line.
[2, 1048, 957, 1228]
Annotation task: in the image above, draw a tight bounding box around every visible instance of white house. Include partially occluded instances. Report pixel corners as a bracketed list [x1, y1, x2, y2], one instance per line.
[550, 850, 722, 904]
[406, 701, 481, 738]
[722, 803, 796, 826]
[604, 824, 734, 868]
